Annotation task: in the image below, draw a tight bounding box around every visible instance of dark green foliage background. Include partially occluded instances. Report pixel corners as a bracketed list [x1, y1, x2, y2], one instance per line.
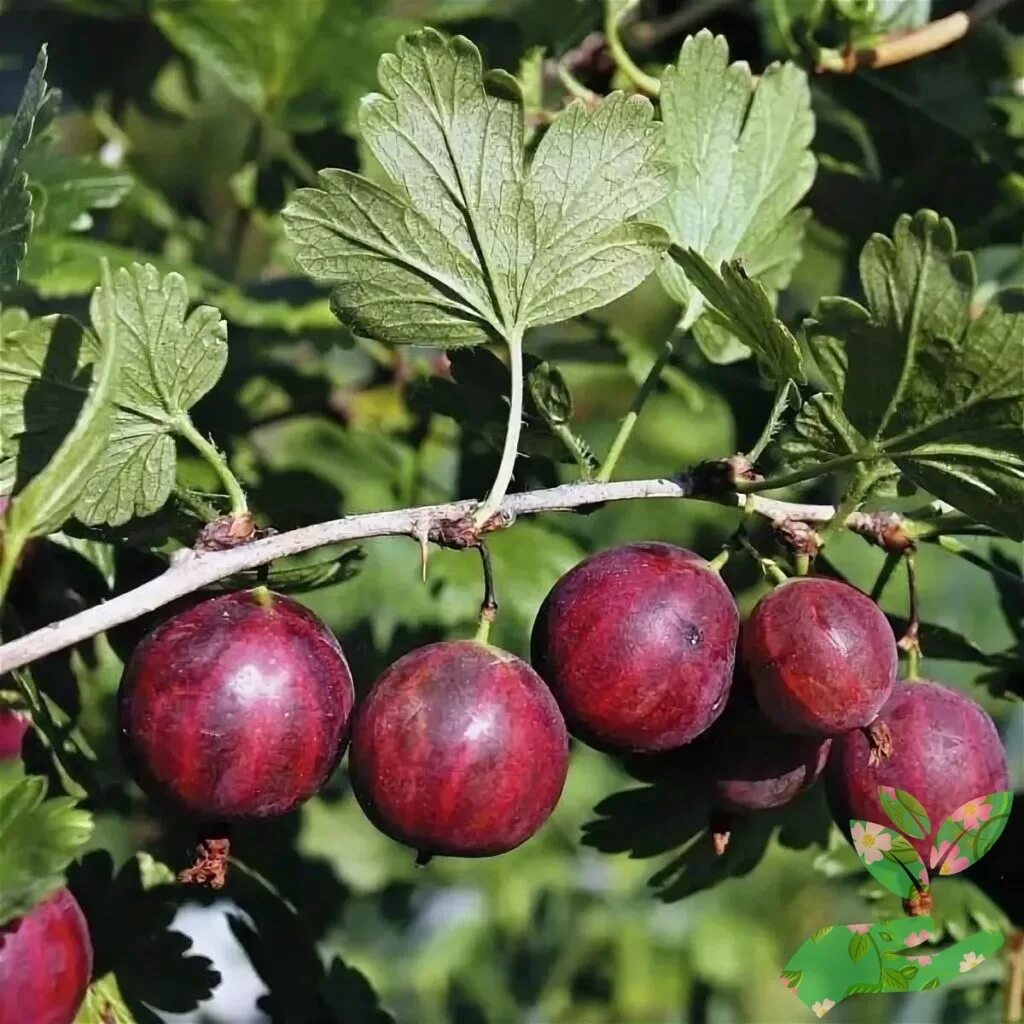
[1, 1, 1022, 1022]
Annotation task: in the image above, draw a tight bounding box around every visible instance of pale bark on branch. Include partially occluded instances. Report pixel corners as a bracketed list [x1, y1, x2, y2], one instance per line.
[0, 476, 888, 674]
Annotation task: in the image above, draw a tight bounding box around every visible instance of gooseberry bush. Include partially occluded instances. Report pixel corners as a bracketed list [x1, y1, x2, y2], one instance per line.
[0, 2, 1022, 1022]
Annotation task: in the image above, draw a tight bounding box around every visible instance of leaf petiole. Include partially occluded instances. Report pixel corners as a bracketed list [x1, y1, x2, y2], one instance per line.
[474, 327, 525, 526]
[597, 340, 675, 483]
[176, 416, 248, 516]
[747, 379, 797, 466]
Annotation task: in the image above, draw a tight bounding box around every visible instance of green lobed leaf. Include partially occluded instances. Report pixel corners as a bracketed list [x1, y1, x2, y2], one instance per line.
[849, 820, 929, 899]
[669, 248, 804, 383]
[0, 263, 227, 526]
[930, 791, 1014, 876]
[0, 266, 121, 555]
[784, 212, 1024, 539]
[650, 30, 815, 357]
[878, 786, 932, 840]
[283, 28, 670, 347]
[0, 760, 94, 927]
[0, 47, 52, 290]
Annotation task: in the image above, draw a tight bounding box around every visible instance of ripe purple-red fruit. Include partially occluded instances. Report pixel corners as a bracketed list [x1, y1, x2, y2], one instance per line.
[119, 589, 354, 819]
[0, 888, 92, 1024]
[349, 641, 568, 858]
[742, 577, 897, 736]
[704, 685, 832, 812]
[0, 709, 28, 761]
[531, 543, 738, 752]
[827, 680, 1009, 861]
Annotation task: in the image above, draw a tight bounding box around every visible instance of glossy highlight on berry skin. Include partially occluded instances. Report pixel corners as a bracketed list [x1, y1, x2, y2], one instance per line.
[742, 577, 897, 737]
[0, 888, 92, 1024]
[349, 641, 568, 858]
[119, 589, 355, 820]
[827, 680, 1009, 860]
[531, 543, 739, 752]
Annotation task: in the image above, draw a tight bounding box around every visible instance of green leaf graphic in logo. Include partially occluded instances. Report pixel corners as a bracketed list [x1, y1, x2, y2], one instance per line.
[850, 820, 929, 900]
[930, 791, 1014, 875]
[877, 786, 931, 839]
[783, 916, 1005, 1016]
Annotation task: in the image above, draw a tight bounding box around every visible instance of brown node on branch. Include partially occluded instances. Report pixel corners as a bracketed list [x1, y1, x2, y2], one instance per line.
[864, 719, 894, 766]
[429, 510, 510, 550]
[851, 512, 915, 555]
[903, 889, 934, 917]
[772, 517, 821, 560]
[692, 455, 763, 496]
[195, 513, 271, 552]
[178, 837, 230, 889]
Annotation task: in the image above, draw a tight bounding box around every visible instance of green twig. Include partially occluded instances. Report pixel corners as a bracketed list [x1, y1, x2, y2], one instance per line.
[555, 61, 598, 103]
[605, 4, 662, 96]
[597, 340, 674, 483]
[734, 452, 866, 493]
[817, 470, 877, 546]
[176, 416, 248, 516]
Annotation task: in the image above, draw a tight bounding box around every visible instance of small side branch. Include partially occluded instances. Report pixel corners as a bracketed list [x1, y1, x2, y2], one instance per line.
[816, 0, 1012, 74]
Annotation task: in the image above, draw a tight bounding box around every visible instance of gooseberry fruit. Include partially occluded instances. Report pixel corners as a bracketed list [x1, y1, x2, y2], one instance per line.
[349, 641, 568, 858]
[742, 577, 896, 736]
[119, 589, 354, 819]
[827, 680, 1009, 861]
[704, 684, 832, 813]
[0, 888, 92, 1024]
[531, 543, 738, 752]
[0, 709, 28, 761]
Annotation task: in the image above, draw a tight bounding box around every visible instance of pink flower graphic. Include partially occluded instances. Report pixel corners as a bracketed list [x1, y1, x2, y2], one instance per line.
[851, 821, 892, 863]
[811, 999, 835, 1018]
[847, 923, 871, 934]
[959, 951, 985, 973]
[907, 954, 933, 966]
[932, 841, 970, 875]
[952, 798, 992, 831]
[905, 930, 932, 947]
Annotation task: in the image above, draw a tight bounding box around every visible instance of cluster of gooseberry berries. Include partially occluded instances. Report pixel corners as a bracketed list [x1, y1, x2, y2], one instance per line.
[115, 540, 1008, 865]
[1, 541, 1009, 1024]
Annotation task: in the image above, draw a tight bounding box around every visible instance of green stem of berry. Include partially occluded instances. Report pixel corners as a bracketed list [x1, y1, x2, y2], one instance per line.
[473, 542, 498, 646]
